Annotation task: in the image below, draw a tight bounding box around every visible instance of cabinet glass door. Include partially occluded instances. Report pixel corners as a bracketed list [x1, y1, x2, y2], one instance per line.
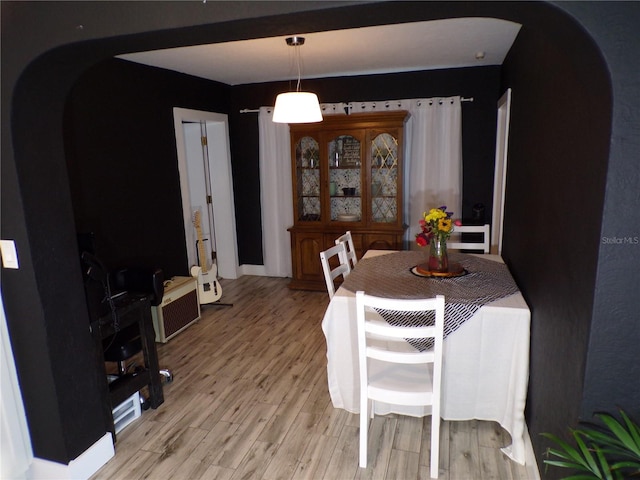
[328, 134, 362, 222]
[295, 136, 321, 222]
[371, 132, 398, 223]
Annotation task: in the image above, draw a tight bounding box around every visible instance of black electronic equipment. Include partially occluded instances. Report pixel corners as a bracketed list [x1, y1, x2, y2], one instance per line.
[80, 251, 122, 329]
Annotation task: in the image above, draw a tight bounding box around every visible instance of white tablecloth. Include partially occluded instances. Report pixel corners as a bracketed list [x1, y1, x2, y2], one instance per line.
[321, 250, 531, 464]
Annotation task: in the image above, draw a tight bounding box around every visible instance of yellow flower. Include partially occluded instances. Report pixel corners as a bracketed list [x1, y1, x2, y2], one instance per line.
[438, 218, 452, 232]
[425, 208, 446, 223]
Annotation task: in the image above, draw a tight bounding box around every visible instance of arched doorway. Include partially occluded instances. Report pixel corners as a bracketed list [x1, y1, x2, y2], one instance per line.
[3, 3, 617, 478]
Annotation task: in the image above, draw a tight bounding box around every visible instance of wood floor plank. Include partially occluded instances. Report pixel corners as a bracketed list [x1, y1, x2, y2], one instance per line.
[229, 440, 279, 480]
[356, 415, 398, 480]
[111, 450, 160, 480]
[215, 403, 280, 469]
[387, 449, 421, 480]
[323, 424, 360, 480]
[479, 444, 516, 480]
[89, 275, 535, 480]
[314, 401, 351, 438]
[299, 371, 331, 415]
[448, 420, 481, 480]
[257, 379, 318, 444]
[261, 411, 319, 480]
[196, 464, 235, 480]
[167, 457, 215, 480]
[393, 415, 424, 454]
[477, 420, 510, 448]
[292, 432, 339, 480]
[137, 426, 209, 479]
[96, 419, 164, 473]
[189, 421, 240, 466]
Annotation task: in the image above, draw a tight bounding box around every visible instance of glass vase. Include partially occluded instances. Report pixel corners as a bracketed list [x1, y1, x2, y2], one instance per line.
[428, 235, 449, 273]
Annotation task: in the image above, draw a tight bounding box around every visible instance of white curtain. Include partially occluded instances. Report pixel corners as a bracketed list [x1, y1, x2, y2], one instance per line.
[406, 97, 462, 248]
[258, 107, 293, 276]
[257, 96, 462, 275]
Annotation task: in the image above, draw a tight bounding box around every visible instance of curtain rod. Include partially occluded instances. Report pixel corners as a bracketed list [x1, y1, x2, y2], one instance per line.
[240, 97, 474, 113]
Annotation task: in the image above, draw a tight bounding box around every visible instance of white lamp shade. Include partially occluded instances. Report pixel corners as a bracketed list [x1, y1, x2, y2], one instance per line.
[272, 91, 323, 123]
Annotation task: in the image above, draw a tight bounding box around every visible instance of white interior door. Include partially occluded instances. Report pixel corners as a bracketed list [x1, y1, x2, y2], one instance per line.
[183, 122, 214, 269]
[173, 108, 239, 279]
[491, 88, 512, 255]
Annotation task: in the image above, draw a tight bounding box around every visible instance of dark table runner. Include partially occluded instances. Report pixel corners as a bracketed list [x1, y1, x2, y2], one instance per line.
[341, 251, 520, 347]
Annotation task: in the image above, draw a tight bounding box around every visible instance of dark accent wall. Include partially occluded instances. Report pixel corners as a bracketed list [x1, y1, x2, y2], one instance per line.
[556, 0, 640, 428]
[67, 60, 499, 272]
[498, 3, 613, 471]
[494, 4, 640, 477]
[3, 43, 113, 463]
[66, 58, 231, 276]
[2, 1, 638, 475]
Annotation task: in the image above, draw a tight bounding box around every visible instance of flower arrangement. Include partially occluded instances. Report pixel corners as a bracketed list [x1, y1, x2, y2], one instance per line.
[415, 206, 460, 247]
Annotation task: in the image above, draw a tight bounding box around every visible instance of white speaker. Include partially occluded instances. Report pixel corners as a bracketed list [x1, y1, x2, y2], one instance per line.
[151, 276, 200, 343]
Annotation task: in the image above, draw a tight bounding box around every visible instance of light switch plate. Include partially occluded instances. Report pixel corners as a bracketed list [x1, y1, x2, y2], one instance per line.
[0, 240, 19, 269]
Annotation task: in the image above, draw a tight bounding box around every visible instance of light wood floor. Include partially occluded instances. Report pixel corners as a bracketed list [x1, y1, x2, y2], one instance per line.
[90, 275, 535, 480]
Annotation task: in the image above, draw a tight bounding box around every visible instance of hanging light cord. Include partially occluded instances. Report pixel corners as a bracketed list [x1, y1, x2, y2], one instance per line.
[294, 44, 302, 92]
[285, 36, 305, 93]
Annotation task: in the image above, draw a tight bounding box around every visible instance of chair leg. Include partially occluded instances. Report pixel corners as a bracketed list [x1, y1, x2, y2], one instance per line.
[430, 413, 440, 479]
[359, 398, 369, 468]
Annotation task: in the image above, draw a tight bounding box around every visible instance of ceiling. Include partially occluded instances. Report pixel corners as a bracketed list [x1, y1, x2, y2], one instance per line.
[118, 17, 522, 86]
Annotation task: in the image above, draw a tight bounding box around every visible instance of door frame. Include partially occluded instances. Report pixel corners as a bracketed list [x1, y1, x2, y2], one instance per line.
[491, 88, 512, 255]
[173, 107, 239, 279]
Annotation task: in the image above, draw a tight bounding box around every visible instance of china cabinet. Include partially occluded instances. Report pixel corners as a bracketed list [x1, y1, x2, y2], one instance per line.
[288, 111, 409, 290]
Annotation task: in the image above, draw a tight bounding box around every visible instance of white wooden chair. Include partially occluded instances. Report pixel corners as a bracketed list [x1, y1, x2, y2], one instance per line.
[448, 223, 490, 253]
[335, 230, 358, 269]
[356, 291, 445, 478]
[320, 242, 351, 299]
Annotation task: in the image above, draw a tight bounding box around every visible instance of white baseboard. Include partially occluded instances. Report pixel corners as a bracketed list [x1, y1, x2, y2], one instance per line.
[237, 264, 267, 276]
[28, 433, 114, 480]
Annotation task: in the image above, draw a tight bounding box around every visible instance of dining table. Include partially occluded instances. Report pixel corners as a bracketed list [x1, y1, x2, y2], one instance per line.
[321, 249, 531, 465]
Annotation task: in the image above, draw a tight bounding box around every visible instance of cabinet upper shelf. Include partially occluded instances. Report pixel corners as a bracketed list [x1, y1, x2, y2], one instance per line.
[290, 111, 408, 227]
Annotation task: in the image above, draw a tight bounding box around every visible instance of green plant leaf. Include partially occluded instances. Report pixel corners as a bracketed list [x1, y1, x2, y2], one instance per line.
[543, 437, 606, 478]
[599, 414, 640, 455]
[594, 444, 614, 480]
[544, 459, 590, 470]
[620, 411, 640, 450]
[614, 412, 640, 456]
[543, 447, 593, 472]
[562, 476, 604, 480]
[583, 429, 624, 450]
[610, 460, 640, 470]
[574, 431, 600, 474]
[542, 410, 640, 479]
[543, 433, 591, 468]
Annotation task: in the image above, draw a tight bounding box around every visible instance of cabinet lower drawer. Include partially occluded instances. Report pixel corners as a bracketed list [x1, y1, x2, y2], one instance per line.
[289, 229, 404, 291]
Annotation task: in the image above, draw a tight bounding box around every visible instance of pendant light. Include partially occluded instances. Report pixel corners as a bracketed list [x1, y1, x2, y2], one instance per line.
[273, 36, 323, 124]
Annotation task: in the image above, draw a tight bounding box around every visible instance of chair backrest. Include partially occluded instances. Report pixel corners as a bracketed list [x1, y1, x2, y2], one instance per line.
[356, 292, 445, 390]
[448, 223, 491, 253]
[355, 291, 445, 477]
[320, 242, 352, 299]
[335, 230, 358, 268]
